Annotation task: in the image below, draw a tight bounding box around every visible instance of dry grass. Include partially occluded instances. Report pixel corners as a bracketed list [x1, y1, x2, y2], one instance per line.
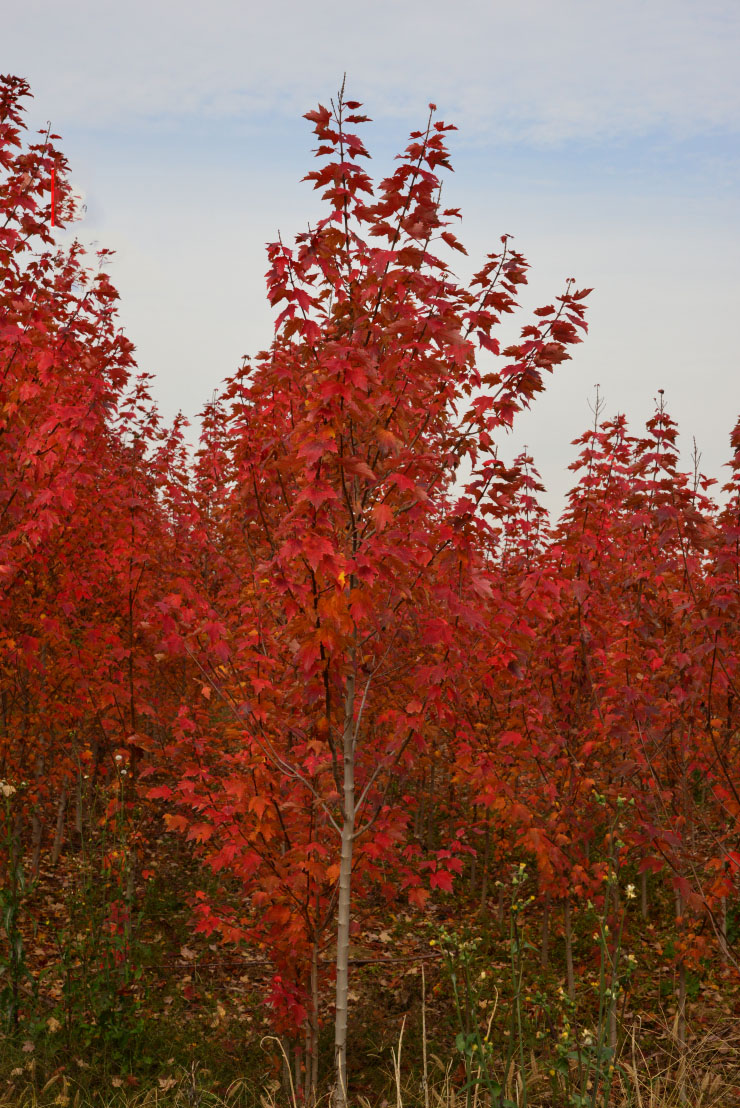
[615, 1016, 740, 1108]
[2, 1017, 739, 1108]
[0, 1062, 257, 1108]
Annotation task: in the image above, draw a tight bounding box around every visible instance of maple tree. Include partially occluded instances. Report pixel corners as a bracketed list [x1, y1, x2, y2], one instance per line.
[0, 74, 136, 856]
[453, 395, 740, 1005]
[0, 74, 187, 979]
[144, 86, 589, 1103]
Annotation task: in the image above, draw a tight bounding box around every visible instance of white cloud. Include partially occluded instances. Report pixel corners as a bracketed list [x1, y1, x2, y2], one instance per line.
[8, 0, 740, 143]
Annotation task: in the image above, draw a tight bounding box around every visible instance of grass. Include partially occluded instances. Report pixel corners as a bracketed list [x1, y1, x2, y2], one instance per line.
[2, 1019, 739, 1108]
[2, 823, 740, 1106]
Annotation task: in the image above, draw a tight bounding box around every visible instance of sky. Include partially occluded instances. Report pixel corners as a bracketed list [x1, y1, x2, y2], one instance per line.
[5, 0, 740, 515]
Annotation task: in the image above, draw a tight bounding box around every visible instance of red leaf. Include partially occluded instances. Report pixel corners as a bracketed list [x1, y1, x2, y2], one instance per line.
[430, 870, 454, 893]
[372, 502, 393, 532]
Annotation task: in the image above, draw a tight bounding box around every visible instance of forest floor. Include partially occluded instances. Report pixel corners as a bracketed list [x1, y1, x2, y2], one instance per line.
[1, 841, 740, 1107]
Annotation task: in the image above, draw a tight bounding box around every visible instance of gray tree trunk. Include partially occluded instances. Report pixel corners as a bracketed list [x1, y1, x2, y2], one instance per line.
[307, 937, 320, 1103]
[333, 665, 356, 1108]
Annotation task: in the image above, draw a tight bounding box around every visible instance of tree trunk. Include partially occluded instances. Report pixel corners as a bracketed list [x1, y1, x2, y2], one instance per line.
[677, 963, 687, 1105]
[31, 810, 43, 877]
[11, 806, 23, 869]
[294, 1043, 302, 1097]
[333, 667, 356, 1108]
[469, 806, 478, 895]
[414, 777, 424, 840]
[497, 882, 506, 928]
[540, 891, 550, 969]
[564, 895, 575, 1001]
[51, 788, 67, 865]
[31, 754, 44, 876]
[281, 1039, 292, 1097]
[675, 890, 687, 1105]
[719, 896, 728, 963]
[479, 823, 490, 920]
[421, 964, 430, 1108]
[640, 870, 648, 919]
[425, 761, 435, 853]
[306, 936, 320, 1104]
[75, 769, 84, 842]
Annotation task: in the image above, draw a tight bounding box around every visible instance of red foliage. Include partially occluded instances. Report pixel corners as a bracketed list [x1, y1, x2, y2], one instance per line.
[2, 75, 740, 1097]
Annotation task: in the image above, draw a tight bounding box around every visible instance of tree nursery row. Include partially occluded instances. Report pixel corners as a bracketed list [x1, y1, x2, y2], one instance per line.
[1, 75, 739, 1106]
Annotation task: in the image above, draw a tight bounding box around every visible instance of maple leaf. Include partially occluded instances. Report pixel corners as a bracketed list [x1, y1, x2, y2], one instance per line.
[429, 870, 454, 893]
[372, 502, 393, 533]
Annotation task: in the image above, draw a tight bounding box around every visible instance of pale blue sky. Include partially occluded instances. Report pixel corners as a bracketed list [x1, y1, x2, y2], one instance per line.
[6, 0, 740, 513]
